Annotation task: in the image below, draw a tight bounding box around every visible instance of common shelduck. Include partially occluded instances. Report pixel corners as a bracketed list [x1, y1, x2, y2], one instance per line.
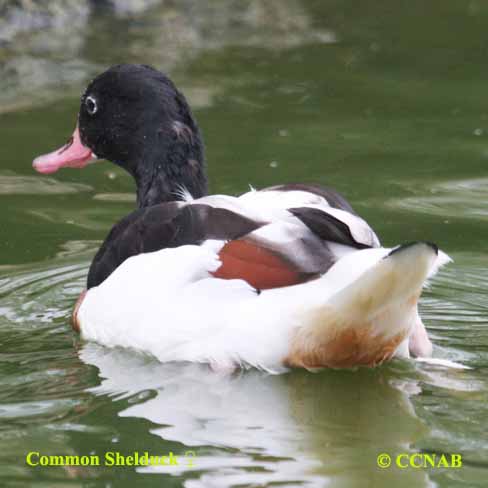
[32, 64, 450, 372]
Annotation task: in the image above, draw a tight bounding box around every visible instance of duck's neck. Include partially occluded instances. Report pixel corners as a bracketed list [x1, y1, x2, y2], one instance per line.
[133, 123, 207, 208]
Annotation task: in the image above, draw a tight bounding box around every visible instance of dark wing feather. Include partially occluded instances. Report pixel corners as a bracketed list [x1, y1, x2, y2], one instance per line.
[88, 186, 378, 290]
[87, 203, 262, 288]
[261, 183, 356, 214]
[288, 207, 372, 249]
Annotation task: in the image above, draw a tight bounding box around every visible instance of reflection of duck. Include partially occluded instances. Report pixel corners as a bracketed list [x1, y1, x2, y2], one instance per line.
[80, 343, 433, 486]
[33, 64, 449, 371]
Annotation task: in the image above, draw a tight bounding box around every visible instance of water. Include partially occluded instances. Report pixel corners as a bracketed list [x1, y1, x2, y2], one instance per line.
[0, 1, 487, 486]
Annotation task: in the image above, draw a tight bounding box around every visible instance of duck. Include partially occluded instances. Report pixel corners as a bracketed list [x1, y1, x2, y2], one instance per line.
[32, 64, 449, 372]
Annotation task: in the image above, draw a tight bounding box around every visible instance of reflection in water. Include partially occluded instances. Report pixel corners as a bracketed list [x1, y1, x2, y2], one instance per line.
[0, 261, 85, 325]
[0, 0, 335, 113]
[80, 344, 433, 487]
[2, 1, 488, 483]
[0, 172, 92, 195]
[93, 192, 135, 203]
[415, 254, 488, 476]
[55, 240, 101, 259]
[0, 243, 486, 486]
[388, 178, 488, 220]
[421, 253, 488, 365]
[27, 205, 128, 231]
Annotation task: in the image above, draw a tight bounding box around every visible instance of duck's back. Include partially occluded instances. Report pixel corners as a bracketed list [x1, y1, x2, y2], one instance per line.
[87, 184, 380, 290]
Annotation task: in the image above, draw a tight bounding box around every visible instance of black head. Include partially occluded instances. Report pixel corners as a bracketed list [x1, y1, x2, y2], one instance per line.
[34, 64, 207, 207]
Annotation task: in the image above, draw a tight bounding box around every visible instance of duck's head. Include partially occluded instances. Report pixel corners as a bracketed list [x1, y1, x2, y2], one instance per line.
[33, 64, 207, 207]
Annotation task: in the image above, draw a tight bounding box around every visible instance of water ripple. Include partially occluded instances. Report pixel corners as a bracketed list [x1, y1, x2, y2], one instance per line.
[0, 172, 92, 195]
[388, 178, 488, 219]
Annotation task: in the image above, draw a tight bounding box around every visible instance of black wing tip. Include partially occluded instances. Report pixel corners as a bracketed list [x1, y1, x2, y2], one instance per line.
[388, 241, 438, 258]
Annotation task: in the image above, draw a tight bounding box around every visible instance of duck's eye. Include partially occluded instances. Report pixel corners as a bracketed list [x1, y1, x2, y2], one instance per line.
[85, 96, 98, 115]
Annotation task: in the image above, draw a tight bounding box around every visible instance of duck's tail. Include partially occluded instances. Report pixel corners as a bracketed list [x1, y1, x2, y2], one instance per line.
[285, 242, 450, 369]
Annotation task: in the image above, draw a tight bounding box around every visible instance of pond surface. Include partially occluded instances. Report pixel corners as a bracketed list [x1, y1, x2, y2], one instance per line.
[0, 1, 487, 487]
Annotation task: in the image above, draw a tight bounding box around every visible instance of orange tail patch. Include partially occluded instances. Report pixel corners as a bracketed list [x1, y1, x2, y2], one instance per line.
[72, 289, 87, 333]
[213, 240, 310, 290]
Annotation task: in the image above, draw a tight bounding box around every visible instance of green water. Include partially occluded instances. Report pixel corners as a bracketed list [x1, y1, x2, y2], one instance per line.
[0, 1, 487, 486]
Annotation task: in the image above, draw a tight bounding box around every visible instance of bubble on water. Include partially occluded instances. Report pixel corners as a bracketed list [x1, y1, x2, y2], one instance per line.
[473, 128, 483, 136]
[269, 161, 279, 168]
[369, 42, 380, 52]
[468, 1, 481, 15]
